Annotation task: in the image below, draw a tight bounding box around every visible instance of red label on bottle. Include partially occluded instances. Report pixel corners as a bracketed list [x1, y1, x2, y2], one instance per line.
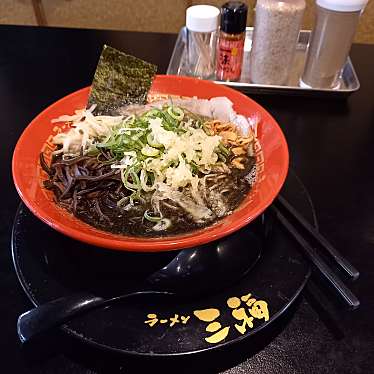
[216, 38, 244, 81]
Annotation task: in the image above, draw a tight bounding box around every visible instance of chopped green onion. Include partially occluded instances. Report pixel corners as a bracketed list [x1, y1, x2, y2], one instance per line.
[167, 106, 184, 121]
[218, 153, 227, 163]
[117, 196, 130, 207]
[122, 151, 137, 158]
[140, 169, 155, 192]
[144, 210, 162, 222]
[132, 132, 144, 141]
[189, 160, 199, 174]
[129, 190, 141, 204]
[218, 143, 231, 157]
[121, 167, 141, 191]
[86, 147, 100, 156]
[144, 109, 160, 118]
[141, 144, 159, 157]
[134, 139, 145, 149]
[146, 133, 163, 148]
[203, 124, 214, 136]
[152, 218, 172, 231]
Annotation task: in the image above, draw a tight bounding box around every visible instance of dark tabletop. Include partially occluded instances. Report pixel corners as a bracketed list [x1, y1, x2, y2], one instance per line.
[1, 25, 373, 373]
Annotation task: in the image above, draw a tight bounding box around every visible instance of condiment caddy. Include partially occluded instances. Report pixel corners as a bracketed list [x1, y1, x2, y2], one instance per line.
[167, 26, 360, 98]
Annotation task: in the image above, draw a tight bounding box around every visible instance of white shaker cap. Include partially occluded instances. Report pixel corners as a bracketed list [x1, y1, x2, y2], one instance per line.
[186, 5, 220, 32]
[317, 0, 368, 12]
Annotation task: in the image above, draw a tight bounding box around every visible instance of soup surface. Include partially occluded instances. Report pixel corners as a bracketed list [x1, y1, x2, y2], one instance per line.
[41, 97, 258, 237]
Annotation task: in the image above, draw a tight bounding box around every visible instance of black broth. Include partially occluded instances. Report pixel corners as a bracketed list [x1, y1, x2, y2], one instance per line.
[44, 153, 255, 237]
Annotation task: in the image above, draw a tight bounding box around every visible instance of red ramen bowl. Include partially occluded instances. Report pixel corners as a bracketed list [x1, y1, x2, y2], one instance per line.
[12, 75, 288, 252]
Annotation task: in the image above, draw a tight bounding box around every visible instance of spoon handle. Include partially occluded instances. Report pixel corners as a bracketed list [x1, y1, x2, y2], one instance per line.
[17, 291, 174, 345]
[17, 293, 104, 344]
[271, 206, 360, 310]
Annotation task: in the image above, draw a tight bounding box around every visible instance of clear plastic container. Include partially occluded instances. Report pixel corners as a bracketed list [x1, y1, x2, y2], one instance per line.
[186, 5, 220, 80]
[301, 0, 368, 89]
[249, 0, 306, 85]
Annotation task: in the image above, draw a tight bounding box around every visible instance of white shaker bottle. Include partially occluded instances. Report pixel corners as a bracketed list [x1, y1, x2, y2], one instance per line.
[249, 0, 306, 85]
[186, 5, 220, 80]
[301, 0, 368, 89]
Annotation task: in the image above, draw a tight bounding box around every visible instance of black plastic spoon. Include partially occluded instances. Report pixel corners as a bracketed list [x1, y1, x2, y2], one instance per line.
[17, 228, 262, 344]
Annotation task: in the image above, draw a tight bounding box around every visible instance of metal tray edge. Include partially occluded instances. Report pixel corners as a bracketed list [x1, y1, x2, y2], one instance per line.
[167, 27, 361, 98]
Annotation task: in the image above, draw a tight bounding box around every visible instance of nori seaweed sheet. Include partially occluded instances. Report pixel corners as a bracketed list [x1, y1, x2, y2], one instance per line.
[87, 45, 157, 115]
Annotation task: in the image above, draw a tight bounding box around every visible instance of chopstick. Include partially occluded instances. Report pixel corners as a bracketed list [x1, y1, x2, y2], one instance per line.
[270, 204, 360, 310]
[276, 195, 360, 281]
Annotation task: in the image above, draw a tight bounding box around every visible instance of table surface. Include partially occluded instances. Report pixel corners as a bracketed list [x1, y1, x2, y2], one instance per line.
[1, 25, 373, 374]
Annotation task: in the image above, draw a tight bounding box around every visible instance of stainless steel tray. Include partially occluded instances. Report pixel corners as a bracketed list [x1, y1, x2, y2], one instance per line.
[167, 27, 360, 98]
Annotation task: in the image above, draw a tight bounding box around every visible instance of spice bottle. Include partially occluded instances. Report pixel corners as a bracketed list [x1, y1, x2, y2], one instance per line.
[301, 0, 368, 89]
[186, 5, 220, 80]
[249, 0, 306, 85]
[216, 1, 248, 81]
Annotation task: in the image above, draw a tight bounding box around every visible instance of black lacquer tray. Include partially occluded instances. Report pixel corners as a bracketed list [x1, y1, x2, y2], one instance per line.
[12, 169, 313, 357]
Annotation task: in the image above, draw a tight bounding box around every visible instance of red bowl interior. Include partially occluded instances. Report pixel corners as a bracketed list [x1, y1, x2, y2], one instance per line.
[12, 75, 288, 252]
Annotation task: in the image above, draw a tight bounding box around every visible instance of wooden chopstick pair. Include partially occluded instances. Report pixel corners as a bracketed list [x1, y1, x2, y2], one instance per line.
[270, 195, 360, 310]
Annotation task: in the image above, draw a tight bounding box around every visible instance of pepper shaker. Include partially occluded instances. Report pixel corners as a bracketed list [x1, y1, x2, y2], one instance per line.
[301, 0, 368, 89]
